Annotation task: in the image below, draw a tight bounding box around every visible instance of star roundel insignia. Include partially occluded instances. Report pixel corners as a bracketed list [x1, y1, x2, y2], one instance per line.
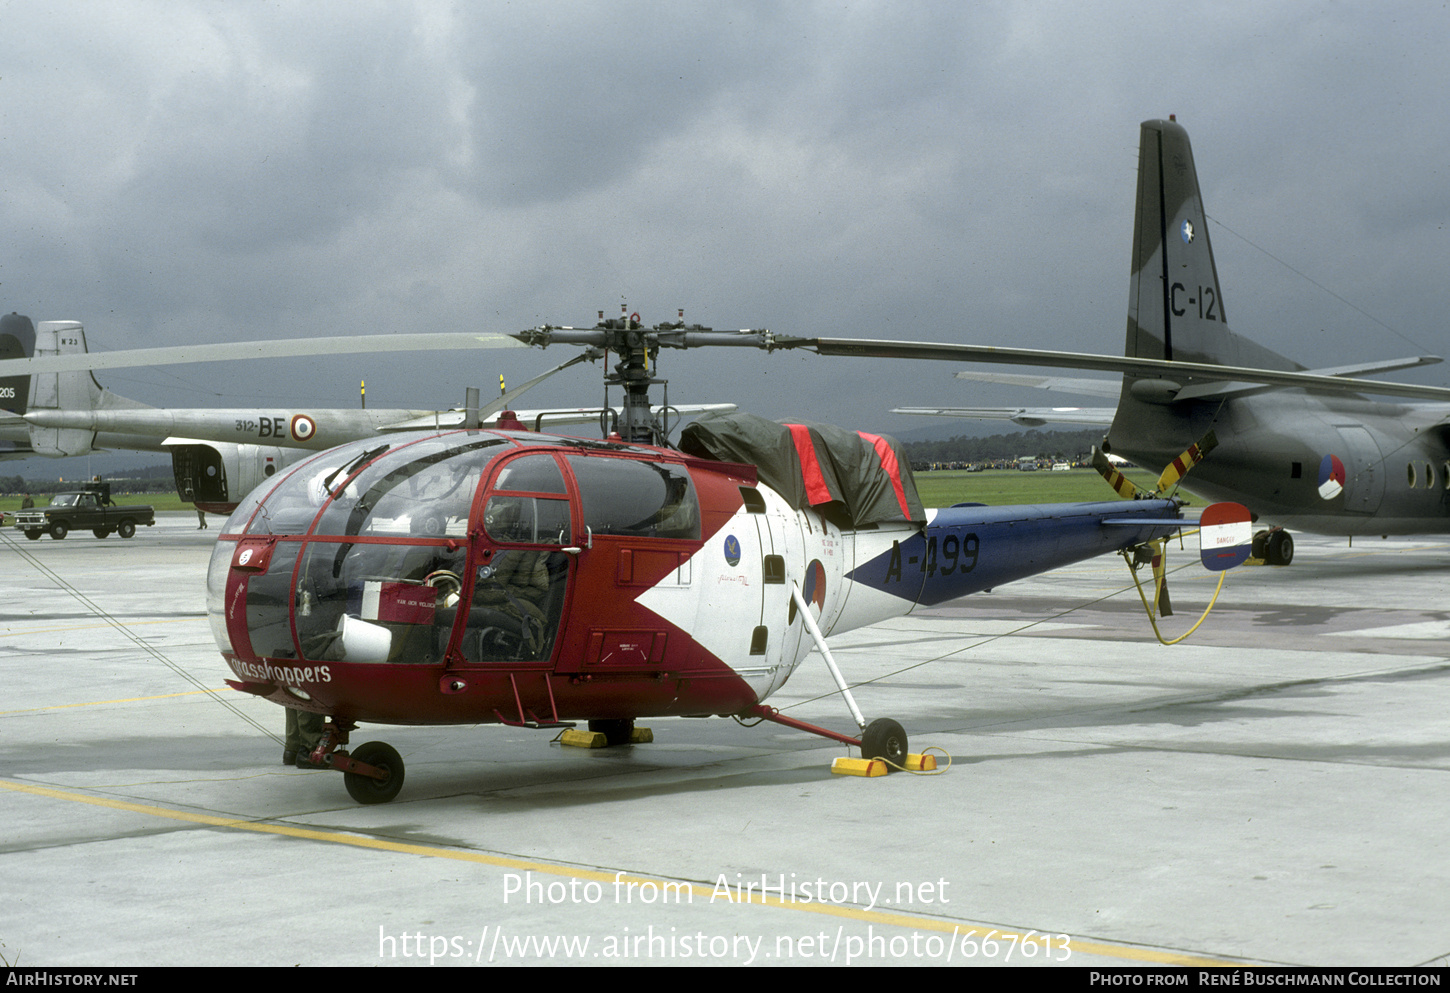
[1181, 219, 1195, 244]
[290, 414, 318, 443]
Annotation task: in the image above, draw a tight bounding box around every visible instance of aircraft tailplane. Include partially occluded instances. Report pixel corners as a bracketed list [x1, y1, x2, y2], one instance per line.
[27, 321, 109, 456]
[1124, 117, 1297, 372]
[1110, 118, 1300, 465]
[0, 313, 36, 417]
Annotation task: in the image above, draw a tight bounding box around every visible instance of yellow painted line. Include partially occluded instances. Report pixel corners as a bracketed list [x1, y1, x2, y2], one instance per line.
[0, 687, 230, 715]
[0, 777, 1244, 966]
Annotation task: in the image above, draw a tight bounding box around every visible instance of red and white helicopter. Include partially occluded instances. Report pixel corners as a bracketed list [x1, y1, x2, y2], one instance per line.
[190, 313, 1251, 803]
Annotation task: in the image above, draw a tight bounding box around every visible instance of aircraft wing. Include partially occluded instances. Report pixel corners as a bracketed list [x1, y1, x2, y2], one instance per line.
[892, 405, 1115, 427]
[950, 371, 1123, 398]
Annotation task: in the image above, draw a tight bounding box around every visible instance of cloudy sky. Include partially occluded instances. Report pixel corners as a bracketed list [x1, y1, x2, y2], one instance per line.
[4, 0, 1449, 467]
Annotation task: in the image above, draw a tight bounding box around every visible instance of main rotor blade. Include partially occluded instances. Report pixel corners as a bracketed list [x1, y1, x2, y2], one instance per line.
[0, 332, 528, 376]
[774, 336, 1450, 402]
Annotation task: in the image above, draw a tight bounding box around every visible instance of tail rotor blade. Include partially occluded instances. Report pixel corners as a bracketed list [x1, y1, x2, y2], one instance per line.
[1093, 446, 1141, 499]
[1155, 431, 1219, 494]
[1149, 541, 1173, 616]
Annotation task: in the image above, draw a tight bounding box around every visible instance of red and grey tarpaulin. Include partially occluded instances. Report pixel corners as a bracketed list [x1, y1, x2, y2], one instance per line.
[680, 412, 925, 527]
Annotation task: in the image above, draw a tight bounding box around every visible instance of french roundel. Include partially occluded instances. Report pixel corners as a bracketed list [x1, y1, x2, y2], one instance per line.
[1317, 454, 1346, 500]
[290, 414, 318, 443]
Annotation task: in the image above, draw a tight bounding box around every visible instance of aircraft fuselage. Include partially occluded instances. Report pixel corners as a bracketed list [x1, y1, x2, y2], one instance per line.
[1116, 390, 1450, 535]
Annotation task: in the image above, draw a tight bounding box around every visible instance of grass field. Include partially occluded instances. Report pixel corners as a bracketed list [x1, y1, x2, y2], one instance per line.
[911, 467, 1155, 507]
[0, 467, 1154, 516]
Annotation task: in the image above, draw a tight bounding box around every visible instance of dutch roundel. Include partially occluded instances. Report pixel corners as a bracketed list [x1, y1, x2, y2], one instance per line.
[290, 414, 318, 443]
[1317, 454, 1346, 500]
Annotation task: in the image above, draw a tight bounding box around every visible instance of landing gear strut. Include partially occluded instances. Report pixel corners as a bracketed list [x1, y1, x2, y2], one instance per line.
[737, 582, 912, 769]
[303, 719, 407, 804]
[341, 742, 405, 804]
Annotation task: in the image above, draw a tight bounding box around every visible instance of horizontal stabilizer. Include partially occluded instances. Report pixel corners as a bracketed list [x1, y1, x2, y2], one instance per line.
[1311, 356, 1441, 377]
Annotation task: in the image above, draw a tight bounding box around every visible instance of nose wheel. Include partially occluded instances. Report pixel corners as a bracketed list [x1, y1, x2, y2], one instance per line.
[340, 741, 406, 804]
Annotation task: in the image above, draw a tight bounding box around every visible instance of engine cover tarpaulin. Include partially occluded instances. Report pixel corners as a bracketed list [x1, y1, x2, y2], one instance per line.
[679, 412, 925, 527]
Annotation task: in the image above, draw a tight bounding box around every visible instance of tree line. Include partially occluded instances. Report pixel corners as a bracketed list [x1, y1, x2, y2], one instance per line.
[0, 463, 175, 496]
[900, 428, 1105, 466]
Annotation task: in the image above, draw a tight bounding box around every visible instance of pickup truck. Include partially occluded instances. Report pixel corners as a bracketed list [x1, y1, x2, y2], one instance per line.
[13, 483, 156, 540]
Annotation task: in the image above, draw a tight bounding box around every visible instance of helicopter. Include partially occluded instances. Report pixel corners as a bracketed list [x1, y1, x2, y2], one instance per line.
[199, 311, 1252, 804]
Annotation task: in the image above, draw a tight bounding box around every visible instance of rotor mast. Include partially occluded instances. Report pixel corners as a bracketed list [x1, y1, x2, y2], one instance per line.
[514, 308, 782, 448]
[608, 305, 662, 445]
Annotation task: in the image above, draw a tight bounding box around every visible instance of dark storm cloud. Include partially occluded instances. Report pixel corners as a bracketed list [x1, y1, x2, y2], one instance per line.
[0, 0, 1447, 440]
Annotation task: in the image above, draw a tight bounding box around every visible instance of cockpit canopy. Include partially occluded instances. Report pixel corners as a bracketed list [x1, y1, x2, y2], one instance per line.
[208, 429, 701, 671]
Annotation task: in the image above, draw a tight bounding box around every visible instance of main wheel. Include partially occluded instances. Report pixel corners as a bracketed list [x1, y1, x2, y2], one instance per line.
[1266, 529, 1294, 566]
[49, 521, 68, 540]
[860, 718, 908, 768]
[117, 520, 136, 539]
[343, 741, 405, 804]
[588, 718, 635, 747]
[24, 529, 42, 540]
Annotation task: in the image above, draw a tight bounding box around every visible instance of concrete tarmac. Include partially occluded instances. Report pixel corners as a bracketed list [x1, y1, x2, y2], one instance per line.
[2, 512, 1448, 968]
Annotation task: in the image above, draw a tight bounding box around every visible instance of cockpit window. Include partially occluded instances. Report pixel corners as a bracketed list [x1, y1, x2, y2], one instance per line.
[564, 455, 699, 540]
[492, 453, 567, 494]
[482, 453, 572, 545]
[241, 437, 393, 536]
[313, 437, 506, 538]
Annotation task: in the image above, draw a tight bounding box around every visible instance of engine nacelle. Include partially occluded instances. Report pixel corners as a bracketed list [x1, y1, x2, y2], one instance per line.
[167, 439, 314, 514]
